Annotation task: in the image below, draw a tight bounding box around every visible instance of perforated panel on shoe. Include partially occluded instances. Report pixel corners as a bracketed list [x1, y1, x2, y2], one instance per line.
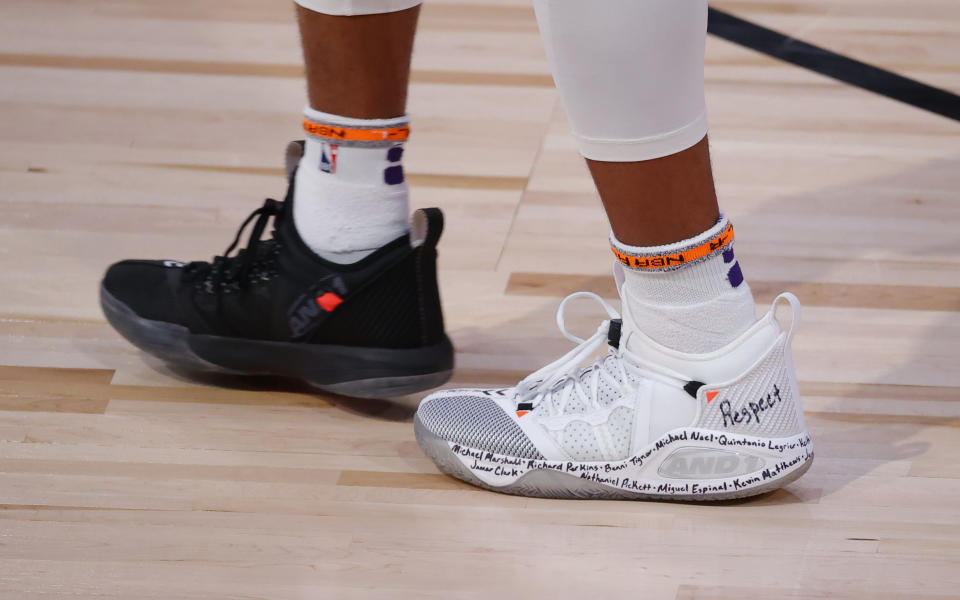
[556, 405, 635, 462]
[418, 394, 544, 459]
[531, 353, 637, 419]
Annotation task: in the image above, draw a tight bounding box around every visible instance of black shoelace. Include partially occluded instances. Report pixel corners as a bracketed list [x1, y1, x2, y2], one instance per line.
[185, 198, 283, 294]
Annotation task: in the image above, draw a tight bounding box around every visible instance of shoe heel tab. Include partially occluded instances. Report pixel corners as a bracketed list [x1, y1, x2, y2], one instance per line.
[769, 292, 802, 342]
[411, 208, 444, 249]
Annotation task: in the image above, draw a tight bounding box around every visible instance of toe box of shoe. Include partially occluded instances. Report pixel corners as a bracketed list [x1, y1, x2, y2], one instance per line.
[102, 260, 185, 323]
[417, 391, 543, 460]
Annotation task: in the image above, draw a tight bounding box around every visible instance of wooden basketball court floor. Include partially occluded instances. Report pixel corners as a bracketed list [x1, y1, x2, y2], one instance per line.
[1, 0, 959, 598]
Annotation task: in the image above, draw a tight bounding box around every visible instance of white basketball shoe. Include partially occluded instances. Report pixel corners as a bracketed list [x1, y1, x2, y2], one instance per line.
[414, 276, 813, 501]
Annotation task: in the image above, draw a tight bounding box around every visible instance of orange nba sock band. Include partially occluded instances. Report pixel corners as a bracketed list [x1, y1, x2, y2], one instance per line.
[302, 116, 410, 148]
[611, 216, 734, 271]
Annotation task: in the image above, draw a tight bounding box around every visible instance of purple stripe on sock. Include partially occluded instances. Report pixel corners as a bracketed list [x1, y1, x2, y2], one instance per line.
[387, 146, 404, 162]
[384, 165, 405, 185]
[727, 262, 744, 287]
[723, 248, 735, 263]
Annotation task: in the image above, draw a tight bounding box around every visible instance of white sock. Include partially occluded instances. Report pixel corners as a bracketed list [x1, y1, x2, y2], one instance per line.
[293, 106, 411, 263]
[612, 214, 757, 354]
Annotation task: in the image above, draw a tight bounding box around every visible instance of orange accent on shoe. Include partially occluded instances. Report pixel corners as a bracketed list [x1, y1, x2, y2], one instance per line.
[316, 292, 343, 312]
[706, 390, 719, 403]
[516, 410, 530, 418]
[611, 223, 734, 270]
[303, 120, 410, 143]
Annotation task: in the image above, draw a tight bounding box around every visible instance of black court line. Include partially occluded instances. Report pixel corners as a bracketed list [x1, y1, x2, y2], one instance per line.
[707, 8, 960, 122]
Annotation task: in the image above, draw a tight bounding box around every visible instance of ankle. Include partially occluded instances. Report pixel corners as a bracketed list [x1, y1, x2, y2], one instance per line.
[612, 213, 757, 353]
[292, 107, 411, 263]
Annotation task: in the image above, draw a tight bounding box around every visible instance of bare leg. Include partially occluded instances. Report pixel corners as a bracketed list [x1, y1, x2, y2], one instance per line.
[587, 137, 719, 247]
[297, 4, 420, 118]
[292, 2, 421, 262]
[535, 0, 756, 353]
[533, 0, 716, 244]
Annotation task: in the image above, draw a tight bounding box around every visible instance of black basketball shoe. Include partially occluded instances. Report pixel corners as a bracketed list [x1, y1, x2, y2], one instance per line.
[100, 142, 454, 397]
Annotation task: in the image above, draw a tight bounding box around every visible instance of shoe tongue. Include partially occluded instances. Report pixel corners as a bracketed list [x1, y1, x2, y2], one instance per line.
[275, 143, 301, 232]
[616, 281, 703, 385]
[284, 141, 305, 179]
[618, 291, 657, 358]
[613, 272, 663, 365]
[612, 262, 641, 354]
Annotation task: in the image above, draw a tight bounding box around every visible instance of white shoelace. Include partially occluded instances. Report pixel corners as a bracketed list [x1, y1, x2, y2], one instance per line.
[515, 292, 690, 417]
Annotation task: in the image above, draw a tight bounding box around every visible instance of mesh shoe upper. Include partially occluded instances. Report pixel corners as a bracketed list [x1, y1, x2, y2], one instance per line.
[102, 260, 186, 324]
[417, 290, 805, 465]
[101, 168, 446, 349]
[417, 392, 543, 459]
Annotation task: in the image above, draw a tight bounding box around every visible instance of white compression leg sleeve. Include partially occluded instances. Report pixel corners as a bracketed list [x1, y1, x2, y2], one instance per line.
[295, 0, 421, 16]
[533, 0, 709, 162]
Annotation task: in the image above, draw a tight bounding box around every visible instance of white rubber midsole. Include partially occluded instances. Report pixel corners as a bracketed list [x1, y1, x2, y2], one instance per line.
[448, 428, 814, 497]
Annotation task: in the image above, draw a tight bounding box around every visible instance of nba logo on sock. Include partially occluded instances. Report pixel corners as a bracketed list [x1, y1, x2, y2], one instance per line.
[319, 143, 338, 174]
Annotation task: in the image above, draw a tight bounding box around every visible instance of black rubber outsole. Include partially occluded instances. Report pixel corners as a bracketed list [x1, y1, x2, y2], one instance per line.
[100, 285, 454, 398]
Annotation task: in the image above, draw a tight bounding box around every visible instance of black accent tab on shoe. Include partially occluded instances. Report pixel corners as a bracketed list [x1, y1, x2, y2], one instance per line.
[684, 380, 706, 399]
[516, 402, 534, 411]
[607, 318, 622, 349]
